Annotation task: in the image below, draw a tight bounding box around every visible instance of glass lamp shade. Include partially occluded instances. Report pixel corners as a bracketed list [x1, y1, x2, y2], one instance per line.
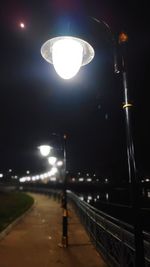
[38, 145, 52, 157]
[48, 156, 57, 166]
[41, 36, 95, 79]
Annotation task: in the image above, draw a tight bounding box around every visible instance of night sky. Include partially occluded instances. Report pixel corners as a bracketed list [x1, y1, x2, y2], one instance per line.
[0, 0, 149, 180]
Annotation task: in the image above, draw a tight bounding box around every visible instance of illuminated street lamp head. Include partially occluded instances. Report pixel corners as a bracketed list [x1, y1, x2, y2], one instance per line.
[41, 36, 95, 79]
[38, 145, 52, 157]
[57, 160, 63, 167]
[48, 156, 57, 166]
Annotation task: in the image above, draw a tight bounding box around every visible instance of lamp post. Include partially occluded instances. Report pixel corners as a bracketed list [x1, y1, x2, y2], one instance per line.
[40, 18, 145, 266]
[48, 156, 57, 166]
[39, 135, 68, 247]
[59, 134, 68, 248]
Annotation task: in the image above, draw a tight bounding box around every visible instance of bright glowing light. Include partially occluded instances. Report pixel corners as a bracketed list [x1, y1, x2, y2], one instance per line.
[44, 173, 48, 178]
[106, 193, 109, 200]
[48, 156, 57, 166]
[40, 174, 44, 180]
[20, 22, 25, 28]
[39, 145, 52, 156]
[50, 177, 56, 181]
[20, 177, 26, 183]
[50, 167, 58, 176]
[41, 36, 95, 80]
[52, 38, 83, 79]
[79, 178, 84, 182]
[57, 160, 63, 167]
[0, 173, 3, 178]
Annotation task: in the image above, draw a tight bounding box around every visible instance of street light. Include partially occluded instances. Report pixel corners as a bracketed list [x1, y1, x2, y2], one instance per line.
[57, 160, 63, 167]
[48, 156, 57, 166]
[40, 18, 145, 266]
[38, 145, 52, 157]
[41, 36, 94, 79]
[54, 133, 68, 248]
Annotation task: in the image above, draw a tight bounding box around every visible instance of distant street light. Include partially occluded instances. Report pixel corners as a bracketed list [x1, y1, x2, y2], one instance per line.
[57, 160, 63, 167]
[38, 145, 52, 157]
[48, 156, 57, 166]
[40, 17, 145, 266]
[50, 167, 58, 176]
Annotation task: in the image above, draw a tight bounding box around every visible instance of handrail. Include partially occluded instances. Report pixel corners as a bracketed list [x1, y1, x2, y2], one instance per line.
[67, 190, 150, 267]
[21, 186, 150, 267]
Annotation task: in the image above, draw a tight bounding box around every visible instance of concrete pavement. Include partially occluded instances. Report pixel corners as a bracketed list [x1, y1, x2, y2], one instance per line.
[0, 193, 108, 267]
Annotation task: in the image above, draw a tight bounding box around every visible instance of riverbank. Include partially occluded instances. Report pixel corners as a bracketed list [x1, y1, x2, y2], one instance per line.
[0, 192, 34, 232]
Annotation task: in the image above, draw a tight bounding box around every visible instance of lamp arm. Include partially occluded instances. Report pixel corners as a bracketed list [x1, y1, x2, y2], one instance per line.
[89, 16, 120, 74]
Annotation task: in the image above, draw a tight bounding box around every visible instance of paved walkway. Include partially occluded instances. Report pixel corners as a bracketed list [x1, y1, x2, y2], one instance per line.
[0, 193, 107, 267]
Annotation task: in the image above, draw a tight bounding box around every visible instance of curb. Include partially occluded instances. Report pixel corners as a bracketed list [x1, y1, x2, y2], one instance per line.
[0, 201, 35, 241]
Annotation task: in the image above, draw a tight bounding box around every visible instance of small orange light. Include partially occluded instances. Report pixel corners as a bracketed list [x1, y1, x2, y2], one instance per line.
[119, 32, 128, 43]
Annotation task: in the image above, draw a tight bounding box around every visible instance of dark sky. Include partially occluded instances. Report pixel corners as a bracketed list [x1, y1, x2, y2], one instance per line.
[0, 0, 149, 180]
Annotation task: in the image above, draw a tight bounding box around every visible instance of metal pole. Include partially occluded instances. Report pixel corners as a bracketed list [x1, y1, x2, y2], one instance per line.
[119, 33, 145, 267]
[90, 19, 145, 265]
[61, 134, 68, 247]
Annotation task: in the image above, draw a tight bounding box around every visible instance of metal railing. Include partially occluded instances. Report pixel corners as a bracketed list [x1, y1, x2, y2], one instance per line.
[21, 186, 150, 267]
[67, 191, 150, 267]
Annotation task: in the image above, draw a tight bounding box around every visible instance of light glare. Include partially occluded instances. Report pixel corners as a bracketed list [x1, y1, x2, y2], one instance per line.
[52, 38, 83, 79]
[57, 160, 63, 167]
[20, 22, 25, 28]
[50, 167, 58, 176]
[39, 145, 52, 156]
[48, 156, 57, 166]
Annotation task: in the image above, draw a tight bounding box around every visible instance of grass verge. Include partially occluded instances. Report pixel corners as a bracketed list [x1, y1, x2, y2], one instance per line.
[0, 192, 34, 232]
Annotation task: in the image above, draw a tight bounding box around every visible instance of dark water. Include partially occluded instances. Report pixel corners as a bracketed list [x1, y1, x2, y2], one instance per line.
[76, 189, 150, 232]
